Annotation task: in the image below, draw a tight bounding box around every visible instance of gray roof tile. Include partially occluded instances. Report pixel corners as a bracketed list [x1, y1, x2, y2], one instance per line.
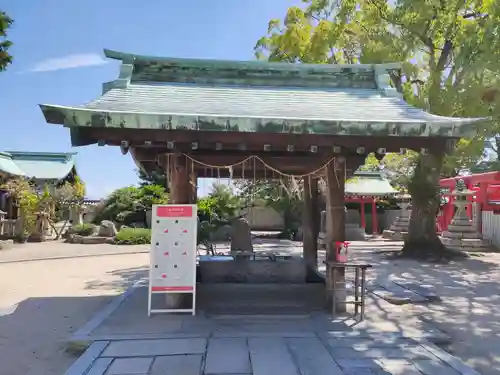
[82, 84, 465, 123]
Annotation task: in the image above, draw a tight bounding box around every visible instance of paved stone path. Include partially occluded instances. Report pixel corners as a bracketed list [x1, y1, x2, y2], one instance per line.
[68, 335, 479, 375]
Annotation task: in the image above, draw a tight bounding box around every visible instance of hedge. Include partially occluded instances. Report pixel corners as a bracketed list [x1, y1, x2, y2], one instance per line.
[70, 223, 95, 237]
[114, 228, 151, 245]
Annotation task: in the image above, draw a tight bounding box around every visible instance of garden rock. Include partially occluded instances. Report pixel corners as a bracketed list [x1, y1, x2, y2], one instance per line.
[210, 224, 232, 241]
[81, 236, 114, 244]
[98, 220, 117, 237]
[230, 217, 253, 253]
[66, 234, 113, 244]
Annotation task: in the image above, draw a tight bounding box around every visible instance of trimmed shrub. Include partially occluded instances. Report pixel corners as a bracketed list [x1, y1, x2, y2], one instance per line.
[70, 223, 95, 237]
[114, 228, 151, 245]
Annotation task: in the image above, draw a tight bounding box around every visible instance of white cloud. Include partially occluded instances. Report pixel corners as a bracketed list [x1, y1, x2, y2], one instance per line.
[29, 53, 108, 73]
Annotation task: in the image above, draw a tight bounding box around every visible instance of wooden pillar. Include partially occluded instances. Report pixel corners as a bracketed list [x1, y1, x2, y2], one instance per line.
[371, 199, 378, 234]
[360, 198, 366, 230]
[325, 157, 346, 260]
[311, 178, 319, 263]
[165, 154, 191, 309]
[189, 170, 198, 204]
[302, 176, 317, 270]
[325, 157, 346, 313]
[169, 154, 190, 204]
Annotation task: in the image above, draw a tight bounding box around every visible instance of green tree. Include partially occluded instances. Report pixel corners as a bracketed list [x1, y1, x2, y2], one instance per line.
[137, 168, 168, 190]
[0, 11, 13, 71]
[256, 0, 499, 257]
[197, 183, 244, 252]
[357, 152, 418, 192]
[93, 185, 168, 227]
[238, 178, 304, 237]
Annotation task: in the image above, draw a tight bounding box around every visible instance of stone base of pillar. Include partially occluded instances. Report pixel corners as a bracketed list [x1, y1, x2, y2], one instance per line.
[382, 211, 411, 241]
[440, 215, 491, 252]
[325, 268, 347, 314]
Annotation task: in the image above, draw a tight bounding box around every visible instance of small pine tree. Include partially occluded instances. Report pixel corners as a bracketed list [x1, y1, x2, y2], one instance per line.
[137, 169, 168, 191]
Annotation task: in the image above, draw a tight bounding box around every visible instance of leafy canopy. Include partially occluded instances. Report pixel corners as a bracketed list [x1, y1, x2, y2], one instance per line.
[93, 185, 168, 225]
[0, 11, 13, 71]
[255, 0, 500, 175]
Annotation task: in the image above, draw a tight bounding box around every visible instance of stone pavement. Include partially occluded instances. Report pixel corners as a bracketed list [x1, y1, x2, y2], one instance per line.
[63, 239, 488, 375]
[65, 284, 482, 375]
[69, 334, 479, 375]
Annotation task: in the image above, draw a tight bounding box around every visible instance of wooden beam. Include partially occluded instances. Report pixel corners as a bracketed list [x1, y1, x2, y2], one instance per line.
[80, 127, 451, 153]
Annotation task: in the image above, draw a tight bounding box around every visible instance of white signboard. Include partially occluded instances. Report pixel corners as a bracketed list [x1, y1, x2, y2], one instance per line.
[148, 204, 197, 315]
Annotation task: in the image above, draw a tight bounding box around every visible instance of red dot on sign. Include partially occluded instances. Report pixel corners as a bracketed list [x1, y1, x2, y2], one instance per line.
[164, 252, 169, 256]
[183, 229, 188, 233]
[161, 274, 167, 278]
[164, 229, 169, 233]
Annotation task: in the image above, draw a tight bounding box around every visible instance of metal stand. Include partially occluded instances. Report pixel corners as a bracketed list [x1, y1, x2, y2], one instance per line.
[324, 262, 372, 321]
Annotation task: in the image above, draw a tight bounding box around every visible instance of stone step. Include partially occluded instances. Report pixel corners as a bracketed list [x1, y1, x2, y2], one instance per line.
[446, 224, 477, 232]
[382, 230, 407, 241]
[395, 217, 410, 222]
[441, 231, 482, 239]
[448, 219, 474, 227]
[441, 237, 490, 248]
[390, 225, 409, 231]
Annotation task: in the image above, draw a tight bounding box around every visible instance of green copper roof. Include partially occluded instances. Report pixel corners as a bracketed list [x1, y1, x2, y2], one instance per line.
[0, 151, 77, 181]
[102, 48, 398, 88]
[0, 152, 27, 177]
[345, 171, 397, 196]
[39, 49, 486, 142]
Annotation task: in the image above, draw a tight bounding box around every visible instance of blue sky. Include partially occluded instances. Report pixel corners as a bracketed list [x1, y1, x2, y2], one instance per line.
[0, 0, 301, 199]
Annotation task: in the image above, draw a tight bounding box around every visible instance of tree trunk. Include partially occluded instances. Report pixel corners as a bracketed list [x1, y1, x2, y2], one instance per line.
[401, 152, 448, 259]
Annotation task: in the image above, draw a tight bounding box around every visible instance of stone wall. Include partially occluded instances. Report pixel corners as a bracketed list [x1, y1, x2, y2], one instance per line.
[244, 206, 284, 231]
[199, 258, 307, 283]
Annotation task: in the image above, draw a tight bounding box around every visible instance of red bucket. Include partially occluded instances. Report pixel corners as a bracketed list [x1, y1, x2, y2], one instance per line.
[335, 241, 350, 263]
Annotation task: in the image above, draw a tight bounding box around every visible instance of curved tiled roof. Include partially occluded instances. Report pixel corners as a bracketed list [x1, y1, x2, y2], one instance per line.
[0, 151, 77, 181]
[345, 171, 397, 196]
[38, 49, 487, 141]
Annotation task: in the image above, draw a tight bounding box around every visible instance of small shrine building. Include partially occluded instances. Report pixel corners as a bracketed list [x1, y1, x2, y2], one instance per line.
[0, 151, 78, 217]
[345, 170, 397, 234]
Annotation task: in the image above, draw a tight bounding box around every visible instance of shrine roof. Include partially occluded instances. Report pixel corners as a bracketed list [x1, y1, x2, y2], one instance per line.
[345, 170, 397, 196]
[39, 49, 487, 140]
[0, 151, 77, 181]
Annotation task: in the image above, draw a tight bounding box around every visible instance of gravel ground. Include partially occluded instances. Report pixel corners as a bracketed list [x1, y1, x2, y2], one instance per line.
[0, 241, 149, 264]
[0, 252, 148, 375]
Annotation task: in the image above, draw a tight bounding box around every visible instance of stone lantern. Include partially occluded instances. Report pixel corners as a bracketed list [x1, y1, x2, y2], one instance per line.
[441, 179, 489, 251]
[382, 194, 412, 241]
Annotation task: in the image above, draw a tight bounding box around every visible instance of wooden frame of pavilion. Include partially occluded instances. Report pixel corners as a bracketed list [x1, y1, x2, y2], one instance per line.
[39, 48, 484, 268]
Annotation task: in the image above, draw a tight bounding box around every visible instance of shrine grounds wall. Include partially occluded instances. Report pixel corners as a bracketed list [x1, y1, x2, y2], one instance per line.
[482, 211, 500, 247]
